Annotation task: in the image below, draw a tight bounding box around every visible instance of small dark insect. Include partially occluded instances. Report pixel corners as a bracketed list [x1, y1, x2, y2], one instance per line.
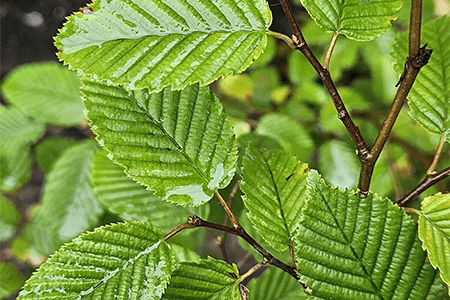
[286, 173, 295, 181]
[79, 6, 93, 14]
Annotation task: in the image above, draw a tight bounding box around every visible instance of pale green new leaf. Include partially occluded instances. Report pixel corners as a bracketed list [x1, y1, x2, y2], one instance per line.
[30, 141, 103, 254]
[295, 171, 448, 299]
[0, 195, 19, 242]
[162, 257, 242, 300]
[0, 262, 25, 299]
[391, 16, 450, 142]
[242, 144, 308, 252]
[1, 62, 84, 126]
[35, 137, 80, 174]
[92, 151, 204, 232]
[19, 221, 176, 300]
[419, 193, 450, 293]
[82, 80, 238, 207]
[247, 268, 307, 300]
[300, 0, 402, 41]
[55, 0, 272, 92]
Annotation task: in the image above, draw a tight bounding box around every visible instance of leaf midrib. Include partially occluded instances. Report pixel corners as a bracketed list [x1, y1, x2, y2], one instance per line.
[422, 212, 450, 244]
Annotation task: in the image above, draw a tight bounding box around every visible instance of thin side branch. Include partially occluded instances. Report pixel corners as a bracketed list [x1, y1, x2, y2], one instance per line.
[266, 30, 296, 49]
[324, 32, 339, 70]
[279, 0, 370, 160]
[215, 189, 240, 227]
[396, 167, 450, 207]
[427, 136, 446, 174]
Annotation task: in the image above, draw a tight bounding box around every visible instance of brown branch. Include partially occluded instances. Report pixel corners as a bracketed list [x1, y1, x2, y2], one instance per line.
[279, 0, 370, 161]
[396, 167, 450, 207]
[358, 0, 432, 194]
[164, 215, 306, 287]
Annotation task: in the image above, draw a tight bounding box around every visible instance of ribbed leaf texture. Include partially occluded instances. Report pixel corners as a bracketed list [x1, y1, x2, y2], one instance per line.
[0, 262, 25, 299]
[18, 221, 176, 300]
[300, 0, 402, 41]
[0, 194, 19, 242]
[162, 257, 242, 299]
[0, 106, 45, 191]
[247, 268, 307, 300]
[391, 16, 450, 142]
[1, 62, 84, 126]
[295, 170, 448, 299]
[30, 141, 103, 254]
[419, 193, 450, 294]
[82, 80, 238, 207]
[55, 0, 272, 92]
[241, 144, 308, 252]
[92, 151, 202, 232]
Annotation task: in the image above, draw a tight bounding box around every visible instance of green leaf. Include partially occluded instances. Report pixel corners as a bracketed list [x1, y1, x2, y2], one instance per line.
[0, 194, 19, 242]
[55, 0, 272, 92]
[29, 141, 103, 254]
[162, 257, 242, 299]
[0, 262, 25, 299]
[295, 170, 448, 299]
[391, 16, 450, 142]
[0, 106, 45, 191]
[419, 193, 450, 293]
[319, 140, 359, 189]
[19, 221, 176, 300]
[82, 80, 238, 207]
[300, 0, 402, 41]
[248, 268, 307, 300]
[1, 62, 84, 126]
[92, 151, 204, 232]
[242, 144, 308, 252]
[35, 137, 81, 174]
[256, 114, 314, 162]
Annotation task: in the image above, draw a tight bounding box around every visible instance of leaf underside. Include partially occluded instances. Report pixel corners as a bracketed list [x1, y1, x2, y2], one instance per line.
[241, 144, 308, 252]
[55, 0, 272, 92]
[295, 171, 448, 299]
[19, 221, 176, 300]
[419, 193, 450, 294]
[82, 80, 238, 206]
[391, 16, 450, 142]
[300, 0, 402, 41]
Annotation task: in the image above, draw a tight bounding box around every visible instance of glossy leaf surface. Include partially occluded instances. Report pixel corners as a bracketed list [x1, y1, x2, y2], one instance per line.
[242, 145, 308, 252]
[162, 257, 242, 300]
[19, 221, 176, 300]
[391, 16, 450, 142]
[1, 62, 84, 126]
[419, 193, 450, 293]
[55, 0, 272, 92]
[300, 0, 402, 41]
[295, 171, 448, 299]
[82, 80, 238, 207]
[30, 141, 103, 254]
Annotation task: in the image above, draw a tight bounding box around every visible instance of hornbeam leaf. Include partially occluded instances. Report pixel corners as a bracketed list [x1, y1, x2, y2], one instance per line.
[0, 195, 20, 242]
[82, 80, 238, 207]
[391, 16, 450, 142]
[30, 141, 103, 254]
[55, 0, 272, 92]
[295, 170, 449, 299]
[0, 262, 25, 299]
[18, 221, 176, 300]
[241, 144, 308, 252]
[299, 0, 402, 41]
[162, 257, 242, 300]
[92, 151, 207, 232]
[419, 193, 450, 294]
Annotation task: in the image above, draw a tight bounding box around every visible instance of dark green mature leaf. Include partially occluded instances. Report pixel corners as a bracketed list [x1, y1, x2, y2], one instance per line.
[162, 257, 242, 300]
[19, 221, 176, 300]
[82, 80, 238, 207]
[391, 16, 450, 142]
[295, 170, 448, 299]
[92, 151, 208, 232]
[35, 137, 80, 174]
[419, 193, 450, 293]
[248, 268, 307, 300]
[0, 195, 19, 242]
[242, 145, 308, 252]
[300, 0, 402, 41]
[30, 141, 103, 254]
[55, 0, 272, 92]
[0, 262, 25, 299]
[1, 62, 84, 126]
